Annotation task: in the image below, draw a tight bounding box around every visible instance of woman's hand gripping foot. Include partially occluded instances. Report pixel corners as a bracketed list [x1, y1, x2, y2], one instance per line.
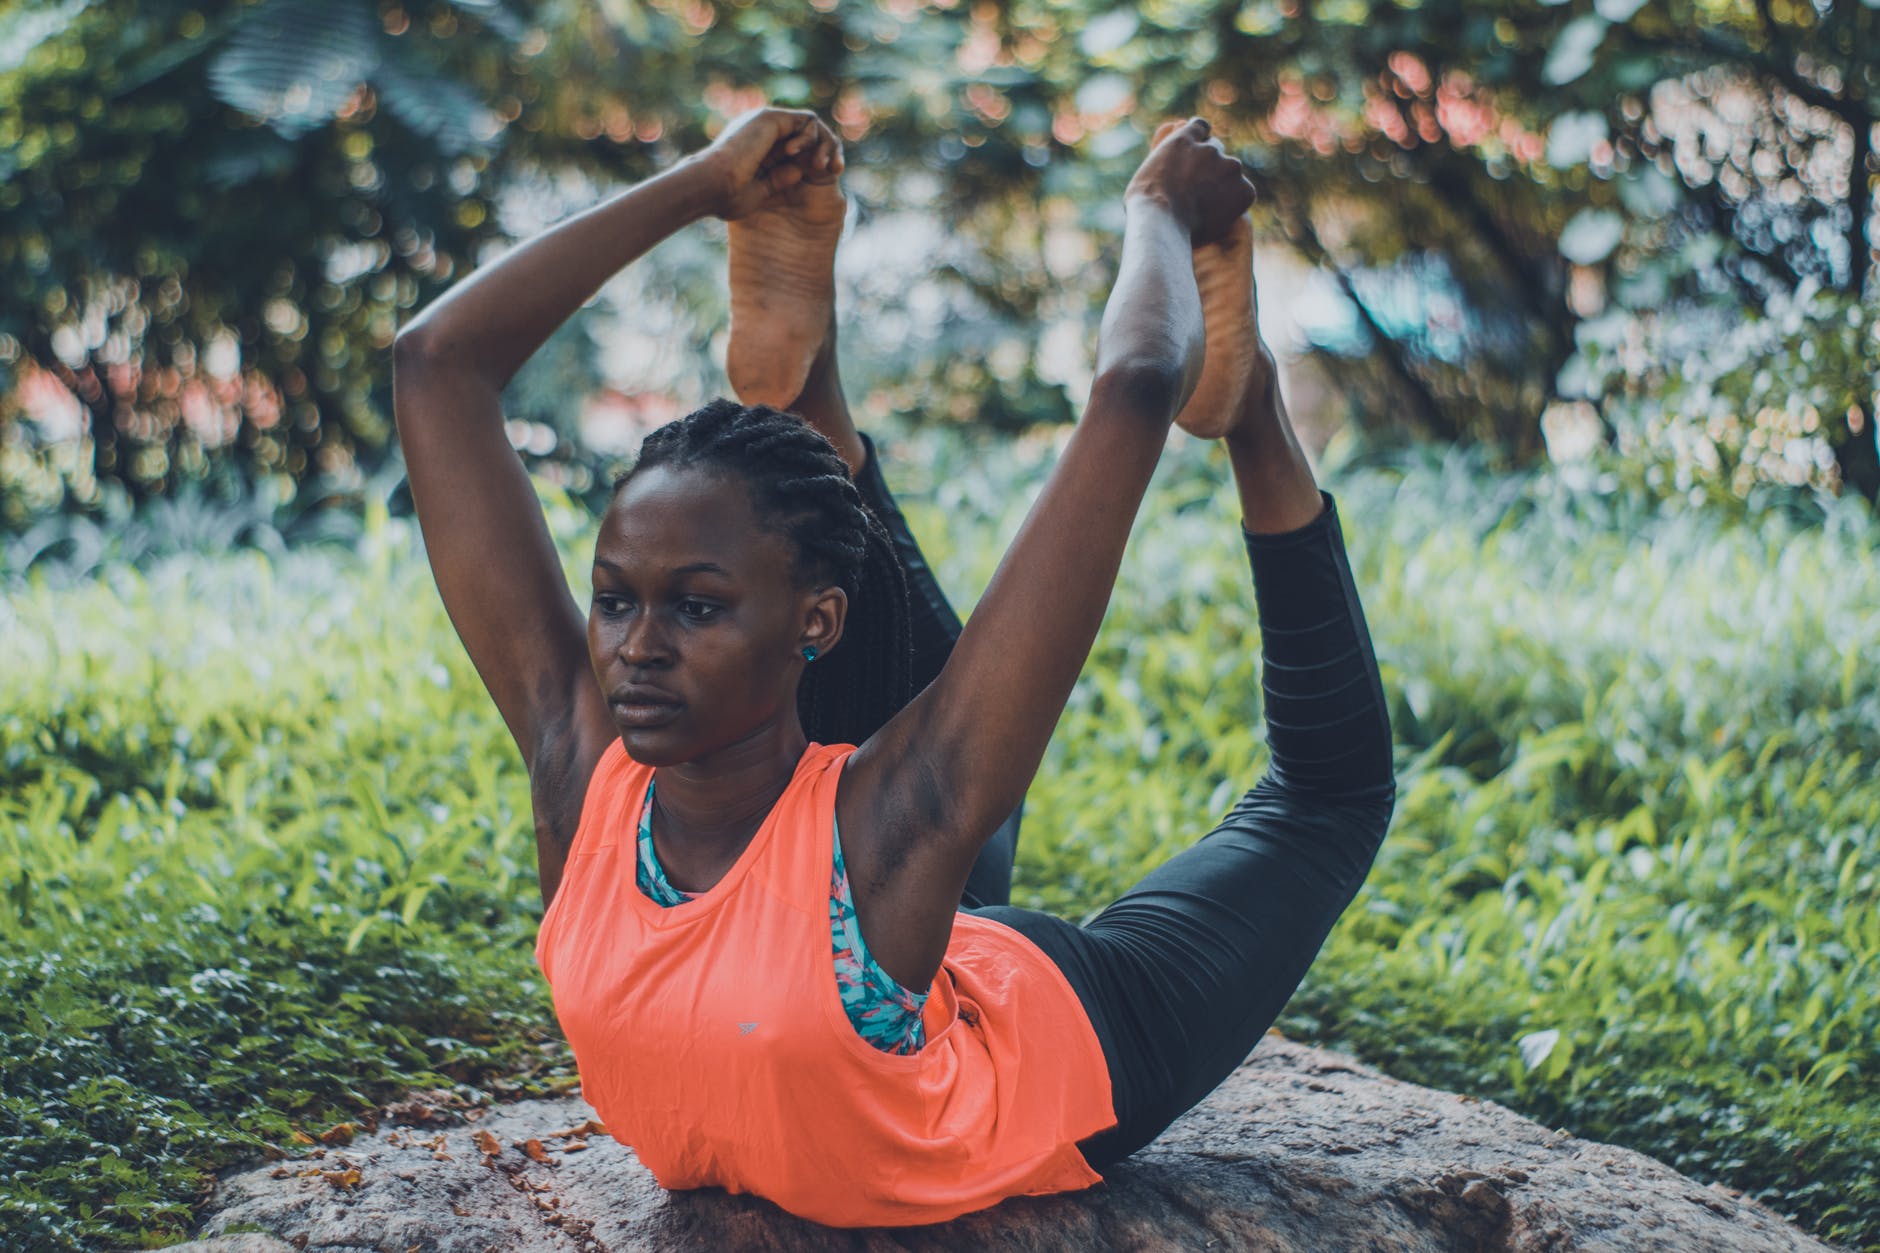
[1147, 118, 1273, 442]
[693, 107, 849, 410]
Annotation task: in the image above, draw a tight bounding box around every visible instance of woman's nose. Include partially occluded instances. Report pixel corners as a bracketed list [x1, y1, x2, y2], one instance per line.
[619, 612, 670, 665]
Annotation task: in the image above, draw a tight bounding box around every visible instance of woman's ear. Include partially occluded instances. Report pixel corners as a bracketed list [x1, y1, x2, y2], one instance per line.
[800, 585, 847, 659]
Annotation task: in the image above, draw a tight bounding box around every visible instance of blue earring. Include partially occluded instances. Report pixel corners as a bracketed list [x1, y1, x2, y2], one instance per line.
[802, 646, 819, 662]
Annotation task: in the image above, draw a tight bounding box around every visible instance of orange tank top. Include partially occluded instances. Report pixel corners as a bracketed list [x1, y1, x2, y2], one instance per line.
[534, 739, 1115, 1227]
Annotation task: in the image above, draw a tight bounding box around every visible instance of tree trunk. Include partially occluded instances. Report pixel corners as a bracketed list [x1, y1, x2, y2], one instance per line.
[1849, 7, 1874, 297]
[1836, 411, 1880, 504]
[1847, 115, 1873, 297]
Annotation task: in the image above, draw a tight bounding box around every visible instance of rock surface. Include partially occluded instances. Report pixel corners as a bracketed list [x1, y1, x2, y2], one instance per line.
[180, 1036, 1837, 1252]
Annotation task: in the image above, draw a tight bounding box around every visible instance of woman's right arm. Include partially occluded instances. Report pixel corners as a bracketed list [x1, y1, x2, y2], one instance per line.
[393, 157, 715, 776]
[392, 111, 842, 897]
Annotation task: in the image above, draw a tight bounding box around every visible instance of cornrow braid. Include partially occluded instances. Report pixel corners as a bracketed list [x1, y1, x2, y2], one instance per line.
[613, 398, 914, 746]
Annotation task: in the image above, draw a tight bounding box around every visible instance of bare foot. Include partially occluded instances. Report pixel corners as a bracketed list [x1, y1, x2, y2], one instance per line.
[1150, 120, 1265, 440]
[726, 176, 847, 409]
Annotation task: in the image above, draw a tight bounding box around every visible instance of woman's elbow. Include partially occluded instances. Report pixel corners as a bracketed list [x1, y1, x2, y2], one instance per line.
[392, 323, 444, 375]
[1087, 357, 1187, 425]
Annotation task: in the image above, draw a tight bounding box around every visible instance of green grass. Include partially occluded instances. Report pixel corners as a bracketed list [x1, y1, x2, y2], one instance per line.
[3, 437, 1877, 1249]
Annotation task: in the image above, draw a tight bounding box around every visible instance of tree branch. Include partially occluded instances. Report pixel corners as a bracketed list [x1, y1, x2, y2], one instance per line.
[1852, 5, 1875, 298]
[1275, 195, 1456, 441]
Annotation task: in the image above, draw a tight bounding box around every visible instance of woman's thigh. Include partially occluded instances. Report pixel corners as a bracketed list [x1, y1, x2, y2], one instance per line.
[971, 777, 1389, 1168]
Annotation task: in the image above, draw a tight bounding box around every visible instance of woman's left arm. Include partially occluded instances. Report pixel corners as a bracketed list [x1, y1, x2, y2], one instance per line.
[839, 122, 1254, 984]
[393, 110, 840, 903]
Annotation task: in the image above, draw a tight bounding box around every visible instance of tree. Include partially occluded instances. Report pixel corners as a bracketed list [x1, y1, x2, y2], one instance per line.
[977, 0, 1875, 492]
[0, 0, 540, 524]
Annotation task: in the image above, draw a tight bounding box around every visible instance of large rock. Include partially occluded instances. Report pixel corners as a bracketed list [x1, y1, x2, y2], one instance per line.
[181, 1035, 1836, 1252]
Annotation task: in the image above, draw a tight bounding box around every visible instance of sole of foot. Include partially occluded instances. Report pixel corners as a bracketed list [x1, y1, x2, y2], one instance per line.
[726, 180, 847, 410]
[1151, 119, 1263, 441]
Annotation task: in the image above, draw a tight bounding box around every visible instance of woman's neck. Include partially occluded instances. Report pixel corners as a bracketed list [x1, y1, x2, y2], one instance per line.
[650, 721, 809, 892]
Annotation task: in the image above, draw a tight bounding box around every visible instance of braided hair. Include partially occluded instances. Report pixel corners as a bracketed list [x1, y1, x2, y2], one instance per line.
[612, 398, 914, 747]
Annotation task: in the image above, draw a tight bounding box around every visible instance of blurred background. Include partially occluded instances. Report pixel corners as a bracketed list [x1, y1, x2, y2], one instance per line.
[2, 0, 1875, 559]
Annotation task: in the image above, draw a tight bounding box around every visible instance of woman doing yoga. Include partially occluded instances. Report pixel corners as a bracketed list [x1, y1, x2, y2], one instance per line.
[392, 108, 1395, 1227]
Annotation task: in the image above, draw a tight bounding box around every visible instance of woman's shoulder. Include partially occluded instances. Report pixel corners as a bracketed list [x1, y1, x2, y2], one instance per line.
[805, 740, 857, 770]
[573, 737, 642, 839]
[799, 741, 860, 809]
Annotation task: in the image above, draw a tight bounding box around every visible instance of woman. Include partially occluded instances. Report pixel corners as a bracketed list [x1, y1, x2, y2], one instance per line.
[392, 108, 1395, 1227]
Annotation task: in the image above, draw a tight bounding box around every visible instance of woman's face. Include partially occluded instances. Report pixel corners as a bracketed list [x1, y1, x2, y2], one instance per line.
[588, 464, 842, 766]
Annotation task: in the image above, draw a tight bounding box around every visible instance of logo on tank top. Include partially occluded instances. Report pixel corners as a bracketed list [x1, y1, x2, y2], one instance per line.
[739, 1022, 759, 1035]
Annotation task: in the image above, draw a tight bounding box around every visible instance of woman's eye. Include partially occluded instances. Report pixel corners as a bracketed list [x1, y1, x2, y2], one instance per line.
[678, 599, 720, 621]
[594, 595, 631, 617]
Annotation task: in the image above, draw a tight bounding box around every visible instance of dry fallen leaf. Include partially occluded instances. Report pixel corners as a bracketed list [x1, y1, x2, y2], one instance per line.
[290, 1131, 316, 1146]
[319, 1168, 363, 1190]
[518, 1138, 553, 1164]
[559, 1140, 588, 1153]
[545, 1119, 607, 1140]
[472, 1128, 502, 1157]
[319, 1122, 358, 1146]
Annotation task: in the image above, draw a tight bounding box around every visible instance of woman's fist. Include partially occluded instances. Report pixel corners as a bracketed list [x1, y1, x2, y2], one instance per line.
[688, 108, 844, 221]
[1124, 119, 1255, 246]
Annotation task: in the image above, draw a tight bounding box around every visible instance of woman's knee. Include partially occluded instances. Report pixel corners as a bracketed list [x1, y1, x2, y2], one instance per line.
[1220, 778, 1392, 893]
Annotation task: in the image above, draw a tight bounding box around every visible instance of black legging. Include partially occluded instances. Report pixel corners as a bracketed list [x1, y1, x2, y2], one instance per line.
[854, 437, 1021, 910]
[852, 437, 1396, 1167]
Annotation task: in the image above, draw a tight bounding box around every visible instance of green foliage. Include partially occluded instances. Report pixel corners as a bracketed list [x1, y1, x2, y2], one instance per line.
[3, 440, 1878, 1248]
[0, 0, 544, 520]
[1, 525, 569, 1250]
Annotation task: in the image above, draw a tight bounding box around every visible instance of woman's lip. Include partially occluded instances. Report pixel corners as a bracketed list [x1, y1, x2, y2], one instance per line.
[609, 682, 680, 704]
[610, 698, 682, 728]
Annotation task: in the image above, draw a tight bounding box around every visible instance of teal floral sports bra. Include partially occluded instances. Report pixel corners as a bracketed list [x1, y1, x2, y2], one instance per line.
[633, 780, 928, 1055]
